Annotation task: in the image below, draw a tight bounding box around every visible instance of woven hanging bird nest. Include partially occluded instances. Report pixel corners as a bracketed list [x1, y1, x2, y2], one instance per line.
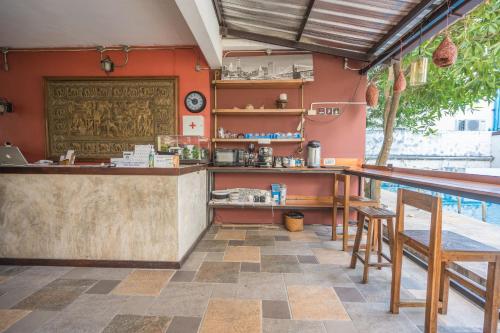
[432, 35, 458, 67]
[394, 70, 406, 92]
[365, 83, 379, 107]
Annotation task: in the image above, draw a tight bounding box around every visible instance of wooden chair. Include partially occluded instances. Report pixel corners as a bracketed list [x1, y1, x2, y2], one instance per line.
[390, 189, 500, 333]
[350, 206, 396, 283]
[331, 174, 378, 251]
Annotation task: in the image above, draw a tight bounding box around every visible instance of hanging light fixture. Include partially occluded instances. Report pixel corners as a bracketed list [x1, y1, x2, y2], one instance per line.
[410, 57, 428, 86]
[97, 45, 129, 73]
[97, 46, 114, 73]
[394, 41, 407, 92]
[366, 82, 379, 107]
[410, 25, 429, 86]
[394, 67, 407, 92]
[432, 0, 458, 68]
[100, 55, 114, 73]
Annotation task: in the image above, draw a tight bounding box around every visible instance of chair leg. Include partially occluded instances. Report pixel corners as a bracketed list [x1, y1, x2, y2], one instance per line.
[424, 253, 442, 333]
[438, 262, 449, 315]
[484, 256, 500, 333]
[386, 217, 395, 262]
[342, 206, 350, 251]
[350, 213, 365, 269]
[377, 219, 383, 270]
[371, 223, 377, 252]
[332, 202, 338, 241]
[362, 218, 374, 284]
[390, 235, 403, 314]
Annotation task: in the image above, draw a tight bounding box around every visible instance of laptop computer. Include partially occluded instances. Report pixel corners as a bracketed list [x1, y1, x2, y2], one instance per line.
[0, 146, 28, 166]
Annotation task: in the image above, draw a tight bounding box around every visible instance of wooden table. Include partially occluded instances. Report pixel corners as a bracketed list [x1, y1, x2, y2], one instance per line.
[346, 165, 500, 204]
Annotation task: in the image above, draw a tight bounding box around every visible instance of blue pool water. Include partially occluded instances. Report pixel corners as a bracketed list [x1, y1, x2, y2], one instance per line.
[381, 182, 500, 225]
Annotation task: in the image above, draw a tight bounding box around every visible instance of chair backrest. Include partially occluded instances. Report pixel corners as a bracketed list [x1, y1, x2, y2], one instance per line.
[396, 189, 443, 253]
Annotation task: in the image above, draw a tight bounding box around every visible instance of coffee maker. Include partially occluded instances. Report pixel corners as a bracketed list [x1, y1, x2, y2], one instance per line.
[246, 143, 257, 167]
[257, 146, 273, 168]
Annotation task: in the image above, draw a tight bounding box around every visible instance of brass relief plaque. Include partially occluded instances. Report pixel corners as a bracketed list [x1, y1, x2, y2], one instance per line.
[45, 77, 177, 159]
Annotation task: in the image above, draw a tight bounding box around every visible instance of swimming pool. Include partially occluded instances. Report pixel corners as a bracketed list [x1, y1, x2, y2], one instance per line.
[381, 182, 500, 225]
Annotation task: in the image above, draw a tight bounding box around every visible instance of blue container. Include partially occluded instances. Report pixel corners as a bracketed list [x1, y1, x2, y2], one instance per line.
[271, 184, 281, 204]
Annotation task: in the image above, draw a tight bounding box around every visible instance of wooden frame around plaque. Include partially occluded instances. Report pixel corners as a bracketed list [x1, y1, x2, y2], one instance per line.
[44, 77, 178, 160]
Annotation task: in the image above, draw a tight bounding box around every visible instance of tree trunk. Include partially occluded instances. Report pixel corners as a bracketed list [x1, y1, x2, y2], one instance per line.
[370, 63, 403, 201]
[382, 76, 393, 134]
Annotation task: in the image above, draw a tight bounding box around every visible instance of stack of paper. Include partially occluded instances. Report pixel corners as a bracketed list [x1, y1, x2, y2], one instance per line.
[110, 145, 179, 168]
[154, 155, 180, 168]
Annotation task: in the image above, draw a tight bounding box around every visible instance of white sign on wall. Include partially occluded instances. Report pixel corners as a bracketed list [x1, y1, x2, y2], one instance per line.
[182, 115, 204, 136]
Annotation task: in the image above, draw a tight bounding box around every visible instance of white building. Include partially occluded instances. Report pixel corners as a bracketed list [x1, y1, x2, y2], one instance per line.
[366, 101, 499, 173]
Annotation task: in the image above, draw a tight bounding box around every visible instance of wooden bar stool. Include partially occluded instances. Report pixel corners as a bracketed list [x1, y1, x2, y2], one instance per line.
[390, 189, 500, 333]
[350, 206, 396, 283]
[331, 174, 378, 251]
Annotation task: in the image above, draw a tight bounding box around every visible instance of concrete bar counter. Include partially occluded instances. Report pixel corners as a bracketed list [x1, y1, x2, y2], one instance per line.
[0, 165, 207, 268]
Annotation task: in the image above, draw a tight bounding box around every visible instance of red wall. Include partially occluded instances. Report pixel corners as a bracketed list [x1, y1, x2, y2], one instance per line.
[213, 53, 367, 225]
[0, 49, 365, 226]
[0, 47, 211, 162]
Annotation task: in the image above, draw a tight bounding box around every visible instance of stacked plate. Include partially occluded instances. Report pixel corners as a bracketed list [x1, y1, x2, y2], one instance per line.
[211, 190, 230, 202]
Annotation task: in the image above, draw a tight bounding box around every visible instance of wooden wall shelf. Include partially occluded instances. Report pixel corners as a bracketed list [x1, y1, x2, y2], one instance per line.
[208, 198, 332, 210]
[212, 79, 307, 150]
[212, 109, 305, 116]
[212, 79, 305, 89]
[212, 138, 304, 143]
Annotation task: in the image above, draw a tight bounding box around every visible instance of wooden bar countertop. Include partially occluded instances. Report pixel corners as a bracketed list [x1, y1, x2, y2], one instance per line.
[346, 165, 500, 204]
[207, 166, 347, 174]
[0, 164, 207, 176]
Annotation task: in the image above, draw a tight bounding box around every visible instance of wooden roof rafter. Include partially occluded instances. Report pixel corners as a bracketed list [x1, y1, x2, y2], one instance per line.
[359, 0, 483, 74]
[214, 0, 483, 73]
[296, 0, 316, 41]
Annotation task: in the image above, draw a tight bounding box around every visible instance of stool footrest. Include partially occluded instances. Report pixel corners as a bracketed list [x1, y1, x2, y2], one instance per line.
[398, 300, 443, 309]
[368, 263, 392, 268]
[334, 234, 358, 240]
[381, 253, 392, 263]
[355, 253, 365, 264]
[355, 250, 392, 262]
[445, 268, 486, 298]
[398, 300, 426, 308]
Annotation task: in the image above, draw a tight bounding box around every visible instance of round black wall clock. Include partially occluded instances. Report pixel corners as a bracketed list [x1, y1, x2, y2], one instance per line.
[184, 91, 206, 113]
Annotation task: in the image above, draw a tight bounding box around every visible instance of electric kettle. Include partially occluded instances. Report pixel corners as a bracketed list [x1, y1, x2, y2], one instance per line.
[307, 140, 321, 168]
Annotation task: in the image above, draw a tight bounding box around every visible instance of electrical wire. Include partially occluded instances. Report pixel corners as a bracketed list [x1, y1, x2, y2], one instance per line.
[0, 45, 196, 72]
[113, 46, 129, 68]
[305, 74, 365, 123]
[3, 45, 195, 53]
[223, 49, 310, 58]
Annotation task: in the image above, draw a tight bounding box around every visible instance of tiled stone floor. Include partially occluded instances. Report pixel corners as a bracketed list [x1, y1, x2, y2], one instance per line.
[0, 224, 496, 333]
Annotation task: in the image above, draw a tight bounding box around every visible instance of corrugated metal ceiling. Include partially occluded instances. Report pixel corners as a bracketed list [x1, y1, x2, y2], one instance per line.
[217, 0, 446, 61]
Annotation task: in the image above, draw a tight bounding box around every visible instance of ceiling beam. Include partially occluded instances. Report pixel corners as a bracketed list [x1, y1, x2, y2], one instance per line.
[211, 0, 225, 27]
[359, 0, 483, 75]
[400, 0, 481, 58]
[367, 0, 435, 56]
[296, 0, 316, 42]
[175, 0, 222, 68]
[224, 28, 369, 61]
